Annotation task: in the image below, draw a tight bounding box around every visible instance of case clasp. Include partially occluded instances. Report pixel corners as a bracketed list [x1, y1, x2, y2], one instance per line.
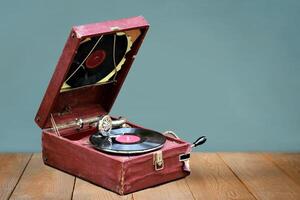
[153, 151, 164, 171]
[179, 153, 191, 172]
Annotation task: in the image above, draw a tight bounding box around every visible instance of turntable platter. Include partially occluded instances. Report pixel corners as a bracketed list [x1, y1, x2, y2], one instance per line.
[89, 128, 166, 155]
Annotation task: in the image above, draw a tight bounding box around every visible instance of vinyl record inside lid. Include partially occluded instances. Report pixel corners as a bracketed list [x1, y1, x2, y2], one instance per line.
[60, 30, 141, 92]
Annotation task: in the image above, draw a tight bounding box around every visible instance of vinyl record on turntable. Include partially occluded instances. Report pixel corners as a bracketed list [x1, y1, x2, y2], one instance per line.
[89, 128, 166, 154]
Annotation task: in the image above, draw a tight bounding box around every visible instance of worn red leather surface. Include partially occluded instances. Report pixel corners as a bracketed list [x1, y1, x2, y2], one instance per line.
[42, 125, 190, 194]
[35, 16, 149, 129]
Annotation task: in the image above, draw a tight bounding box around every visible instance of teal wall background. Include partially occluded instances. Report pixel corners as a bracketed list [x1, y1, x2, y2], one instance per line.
[0, 0, 299, 152]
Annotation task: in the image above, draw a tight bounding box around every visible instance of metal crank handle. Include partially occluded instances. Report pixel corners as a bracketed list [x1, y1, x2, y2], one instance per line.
[191, 136, 207, 148]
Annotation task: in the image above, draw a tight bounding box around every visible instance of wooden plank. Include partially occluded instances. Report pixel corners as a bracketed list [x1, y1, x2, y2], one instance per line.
[72, 178, 132, 200]
[220, 153, 300, 200]
[9, 153, 75, 200]
[134, 179, 194, 200]
[185, 153, 256, 200]
[264, 153, 300, 186]
[0, 153, 31, 200]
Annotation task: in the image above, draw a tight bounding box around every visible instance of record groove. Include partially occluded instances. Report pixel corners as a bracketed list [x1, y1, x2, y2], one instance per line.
[89, 128, 166, 154]
[63, 34, 129, 89]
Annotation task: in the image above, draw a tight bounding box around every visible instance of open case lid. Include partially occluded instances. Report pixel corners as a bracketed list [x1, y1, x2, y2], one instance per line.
[35, 16, 149, 129]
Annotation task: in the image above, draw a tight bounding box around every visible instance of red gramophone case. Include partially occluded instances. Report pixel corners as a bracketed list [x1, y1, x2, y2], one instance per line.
[35, 16, 201, 195]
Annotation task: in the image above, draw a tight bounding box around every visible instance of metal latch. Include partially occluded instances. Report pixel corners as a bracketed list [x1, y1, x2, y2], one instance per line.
[153, 151, 164, 171]
[179, 153, 190, 162]
[179, 153, 191, 172]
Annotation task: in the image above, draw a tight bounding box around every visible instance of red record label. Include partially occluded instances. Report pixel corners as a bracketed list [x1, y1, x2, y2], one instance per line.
[85, 49, 106, 69]
[115, 135, 141, 144]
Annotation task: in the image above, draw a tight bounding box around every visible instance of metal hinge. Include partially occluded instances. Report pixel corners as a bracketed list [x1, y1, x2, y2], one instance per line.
[153, 151, 164, 171]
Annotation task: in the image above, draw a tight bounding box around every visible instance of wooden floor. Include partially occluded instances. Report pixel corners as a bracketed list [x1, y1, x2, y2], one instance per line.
[0, 153, 299, 200]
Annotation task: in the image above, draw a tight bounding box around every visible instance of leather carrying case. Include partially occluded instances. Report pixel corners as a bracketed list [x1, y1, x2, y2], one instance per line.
[35, 16, 193, 195]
